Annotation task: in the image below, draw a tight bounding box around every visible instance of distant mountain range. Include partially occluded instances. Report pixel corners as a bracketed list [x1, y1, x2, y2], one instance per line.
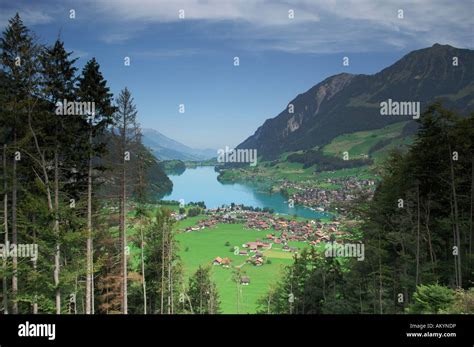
[237, 44, 474, 159]
[142, 128, 216, 161]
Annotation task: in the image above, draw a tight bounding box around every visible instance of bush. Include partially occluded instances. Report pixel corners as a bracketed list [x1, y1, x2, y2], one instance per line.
[442, 288, 474, 314]
[407, 284, 455, 314]
[187, 207, 201, 217]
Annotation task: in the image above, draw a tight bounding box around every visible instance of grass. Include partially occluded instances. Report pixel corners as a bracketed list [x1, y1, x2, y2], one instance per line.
[322, 121, 409, 159]
[175, 223, 306, 313]
[371, 135, 414, 164]
[175, 215, 209, 230]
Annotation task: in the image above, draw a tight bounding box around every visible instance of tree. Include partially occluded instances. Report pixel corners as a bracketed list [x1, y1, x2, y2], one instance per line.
[112, 87, 139, 314]
[0, 13, 175, 315]
[0, 13, 42, 314]
[77, 58, 115, 314]
[38, 38, 79, 314]
[186, 265, 220, 314]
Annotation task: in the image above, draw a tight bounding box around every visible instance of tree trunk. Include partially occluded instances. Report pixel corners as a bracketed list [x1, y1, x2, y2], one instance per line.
[469, 158, 473, 275]
[28, 111, 55, 314]
[415, 183, 421, 286]
[3, 144, 8, 314]
[32, 217, 37, 314]
[449, 193, 459, 288]
[400, 239, 409, 307]
[120, 145, 127, 314]
[86, 129, 93, 315]
[424, 198, 436, 274]
[91, 262, 94, 314]
[170, 238, 174, 314]
[167, 224, 172, 314]
[54, 150, 61, 314]
[448, 144, 462, 288]
[378, 232, 383, 314]
[140, 225, 147, 314]
[160, 222, 166, 313]
[11, 133, 18, 314]
[199, 271, 203, 313]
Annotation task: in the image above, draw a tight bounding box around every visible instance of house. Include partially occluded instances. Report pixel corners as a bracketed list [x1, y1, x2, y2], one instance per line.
[221, 257, 232, 268]
[240, 276, 250, 285]
[254, 251, 264, 258]
[212, 257, 223, 265]
[282, 245, 290, 251]
[239, 250, 248, 256]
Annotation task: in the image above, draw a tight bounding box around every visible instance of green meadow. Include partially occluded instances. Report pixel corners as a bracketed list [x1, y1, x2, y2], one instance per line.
[322, 121, 411, 162]
[175, 223, 305, 313]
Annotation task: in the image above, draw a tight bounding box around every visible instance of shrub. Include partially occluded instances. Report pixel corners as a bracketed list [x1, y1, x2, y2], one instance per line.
[407, 284, 455, 314]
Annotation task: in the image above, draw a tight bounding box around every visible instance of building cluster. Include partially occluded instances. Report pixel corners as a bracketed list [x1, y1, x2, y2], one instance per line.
[282, 177, 376, 210]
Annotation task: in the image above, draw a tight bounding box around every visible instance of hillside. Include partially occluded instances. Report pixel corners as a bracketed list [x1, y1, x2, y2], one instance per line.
[237, 44, 474, 159]
[322, 121, 414, 164]
[142, 128, 216, 161]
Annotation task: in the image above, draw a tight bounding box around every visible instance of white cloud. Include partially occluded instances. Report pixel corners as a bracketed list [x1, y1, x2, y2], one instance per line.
[87, 0, 473, 52]
[89, 0, 319, 26]
[4, 0, 471, 53]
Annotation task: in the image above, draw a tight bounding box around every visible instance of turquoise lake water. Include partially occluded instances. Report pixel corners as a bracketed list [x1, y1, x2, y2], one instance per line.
[164, 166, 329, 220]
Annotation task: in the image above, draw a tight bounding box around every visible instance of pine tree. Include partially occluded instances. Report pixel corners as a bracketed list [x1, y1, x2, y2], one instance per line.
[77, 58, 115, 314]
[0, 13, 42, 313]
[112, 87, 139, 314]
[39, 38, 79, 314]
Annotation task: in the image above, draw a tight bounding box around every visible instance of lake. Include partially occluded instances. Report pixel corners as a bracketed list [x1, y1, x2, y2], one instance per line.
[164, 166, 329, 219]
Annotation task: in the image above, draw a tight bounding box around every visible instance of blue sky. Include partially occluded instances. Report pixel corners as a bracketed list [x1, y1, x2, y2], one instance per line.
[1, 0, 473, 149]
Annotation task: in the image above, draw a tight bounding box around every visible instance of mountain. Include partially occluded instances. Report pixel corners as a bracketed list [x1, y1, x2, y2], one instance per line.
[142, 128, 216, 161]
[237, 44, 474, 159]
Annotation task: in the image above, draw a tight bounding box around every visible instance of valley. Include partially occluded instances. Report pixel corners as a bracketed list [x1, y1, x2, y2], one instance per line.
[216, 121, 413, 213]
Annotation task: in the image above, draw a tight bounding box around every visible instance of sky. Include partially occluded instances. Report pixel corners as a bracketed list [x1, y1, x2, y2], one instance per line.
[1, 0, 473, 149]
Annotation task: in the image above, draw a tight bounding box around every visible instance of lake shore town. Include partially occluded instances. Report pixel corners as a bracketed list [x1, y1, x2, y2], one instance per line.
[176, 208, 355, 247]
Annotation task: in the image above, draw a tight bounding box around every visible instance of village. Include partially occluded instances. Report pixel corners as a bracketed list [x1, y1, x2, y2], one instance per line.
[175, 206, 357, 285]
[179, 207, 354, 245]
[280, 177, 376, 211]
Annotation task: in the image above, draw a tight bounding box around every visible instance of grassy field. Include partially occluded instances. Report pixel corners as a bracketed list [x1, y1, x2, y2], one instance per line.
[175, 223, 305, 313]
[322, 121, 410, 161]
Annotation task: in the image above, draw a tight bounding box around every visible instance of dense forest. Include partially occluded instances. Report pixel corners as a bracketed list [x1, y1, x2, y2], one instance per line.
[258, 103, 474, 314]
[0, 14, 211, 314]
